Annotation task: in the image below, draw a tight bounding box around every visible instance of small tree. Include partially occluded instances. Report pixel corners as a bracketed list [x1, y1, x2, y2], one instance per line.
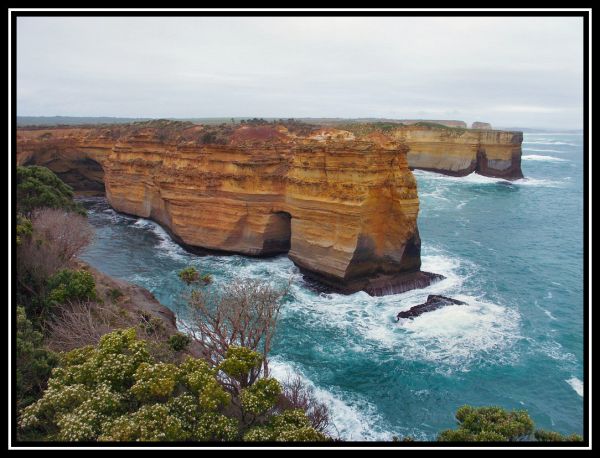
[184, 279, 286, 378]
[278, 375, 331, 434]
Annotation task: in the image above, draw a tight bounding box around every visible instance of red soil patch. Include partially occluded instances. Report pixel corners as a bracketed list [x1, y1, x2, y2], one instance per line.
[231, 126, 289, 144]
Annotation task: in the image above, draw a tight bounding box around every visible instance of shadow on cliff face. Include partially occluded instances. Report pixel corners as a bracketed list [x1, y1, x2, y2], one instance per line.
[23, 155, 106, 195]
[263, 211, 292, 255]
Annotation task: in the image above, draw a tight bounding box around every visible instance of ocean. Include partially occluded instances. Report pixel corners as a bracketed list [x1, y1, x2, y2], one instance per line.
[79, 132, 585, 441]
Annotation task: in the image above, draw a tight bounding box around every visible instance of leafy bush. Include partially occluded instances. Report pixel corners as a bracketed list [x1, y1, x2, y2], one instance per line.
[16, 307, 58, 411]
[16, 215, 33, 246]
[17, 166, 86, 216]
[47, 269, 97, 305]
[178, 266, 200, 285]
[19, 329, 328, 442]
[107, 288, 123, 302]
[17, 208, 93, 317]
[534, 429, 584, 442]
[168, 333, 191, 352]
[438, 405, 583, 442]
[178, 267, 213, 286]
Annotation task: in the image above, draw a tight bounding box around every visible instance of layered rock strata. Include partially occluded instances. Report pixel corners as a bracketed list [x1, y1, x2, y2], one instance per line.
[18, 122, 434, 295]
[16, 121, 523, 294]
[393, 125, 523, 179]
[471, 121, 492, 130]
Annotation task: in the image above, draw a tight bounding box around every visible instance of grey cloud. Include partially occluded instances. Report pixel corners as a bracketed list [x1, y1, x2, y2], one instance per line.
[16, 16, 584, 129]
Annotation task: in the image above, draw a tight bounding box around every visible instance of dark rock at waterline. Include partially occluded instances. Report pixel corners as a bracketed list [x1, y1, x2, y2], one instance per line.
[396, 295, 467, 320]
[300, 270, 445, 297]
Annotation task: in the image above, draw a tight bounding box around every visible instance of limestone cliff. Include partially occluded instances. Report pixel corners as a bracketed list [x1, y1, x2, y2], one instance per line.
[16, 120, 522, 294]
[326, 122, 523, 179]
[397, 125, 523, 179]
[17, 121, 436, 296]
[471, 121, 492, 130]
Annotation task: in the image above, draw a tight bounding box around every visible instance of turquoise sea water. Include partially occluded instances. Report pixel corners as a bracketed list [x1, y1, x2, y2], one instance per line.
[79, 132, 585, 441]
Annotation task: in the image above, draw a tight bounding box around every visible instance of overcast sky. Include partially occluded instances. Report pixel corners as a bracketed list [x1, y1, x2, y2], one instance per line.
[16, 16, 584, 129]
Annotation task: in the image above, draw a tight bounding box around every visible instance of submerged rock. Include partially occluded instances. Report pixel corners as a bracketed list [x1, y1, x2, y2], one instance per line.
[396, 295, 467, 320]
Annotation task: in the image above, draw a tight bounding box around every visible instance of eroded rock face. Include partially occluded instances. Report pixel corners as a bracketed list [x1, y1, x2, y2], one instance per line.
[395, 126, 523, 180]
[17, 121, 432, 295]
[471, 121, 492, 130]
[16, 121, 522, 294]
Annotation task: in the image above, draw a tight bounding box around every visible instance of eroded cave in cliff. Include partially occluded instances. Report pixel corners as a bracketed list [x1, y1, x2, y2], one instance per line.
[262, 211, 292, 255]
[24, 155, 106, 195]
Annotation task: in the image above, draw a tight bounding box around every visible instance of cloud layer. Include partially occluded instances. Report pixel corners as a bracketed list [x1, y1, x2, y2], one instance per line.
[16, 16, 584, 129]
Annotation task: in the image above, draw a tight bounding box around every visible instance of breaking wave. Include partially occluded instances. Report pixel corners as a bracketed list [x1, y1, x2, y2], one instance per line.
[566, 377, 584, 397]
[522, 155, 569, 162]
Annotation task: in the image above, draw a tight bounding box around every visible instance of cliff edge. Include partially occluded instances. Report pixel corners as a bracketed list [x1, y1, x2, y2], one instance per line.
[17, 121, 437, 296]
[16, 120, 523, 295]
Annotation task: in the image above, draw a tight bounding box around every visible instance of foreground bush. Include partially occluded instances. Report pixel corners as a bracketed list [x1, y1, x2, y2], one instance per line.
[438, 405, 583, 442]
[19, 328, 328, 442]
[17, 208, 93, 318]
[16, 307, 58, 411]
[47, 269, 98, 305]
[17, 166, 86, 216]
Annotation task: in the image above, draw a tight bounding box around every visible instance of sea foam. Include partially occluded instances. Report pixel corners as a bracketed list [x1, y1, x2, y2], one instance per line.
[566, 377, 584, 397]
[522, 155, 569, 162]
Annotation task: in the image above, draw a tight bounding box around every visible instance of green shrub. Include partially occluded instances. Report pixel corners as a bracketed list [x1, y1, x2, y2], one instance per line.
[438, 405, 583, 442]
[17, 166, 86, 216]
[178, 267, 213, 286]
[16, 215, 33, 246]
[139, 311, 165, 335]
[19, 328, 328, 442]
[107, 288, 123, 302]
[16, 307, 58, 411]
[534, 429, 584, 442]
[47, 269, 97, 305]
[167, 333, 191, 352]
[178, 266, 200, 285]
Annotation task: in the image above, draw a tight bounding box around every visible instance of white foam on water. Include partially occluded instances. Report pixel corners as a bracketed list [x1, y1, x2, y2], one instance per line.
[416, 170, 565, 189]
[531, 339, 577, 363]
[534, 301, 557, 321]
[197, 245, 521, 375]
[419, 187, 450, 201]
[396, 295, 521, 371]
[268, 357, 397, 441]
[522, 155, 569, 162]
[525, 133, 582, 136]
[413, 169, 506, 185]
[566, 377, 584, 397]
[280, 249, 521, 374]
[523, 148, 570, 153]
[512, 177, 565, 188]
[123, 211, 522, 377]
[522, 141, 578, 146]
[133, 218, 189, 261]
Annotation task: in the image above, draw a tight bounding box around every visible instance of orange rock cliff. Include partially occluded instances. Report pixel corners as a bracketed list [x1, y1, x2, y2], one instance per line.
[16, 120, 523, 295]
